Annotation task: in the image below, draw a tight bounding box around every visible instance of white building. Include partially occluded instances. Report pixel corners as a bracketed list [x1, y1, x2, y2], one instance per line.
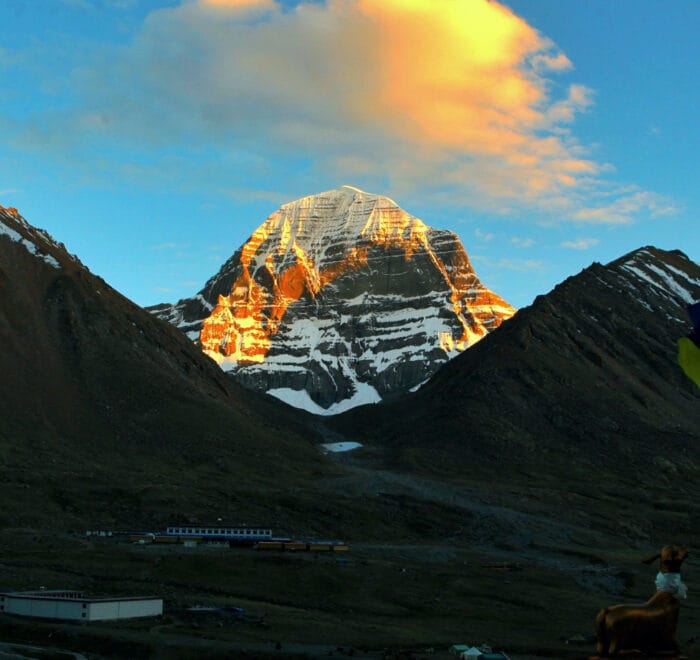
[0, 590, 163, 621]
[165, 524, 272, 541]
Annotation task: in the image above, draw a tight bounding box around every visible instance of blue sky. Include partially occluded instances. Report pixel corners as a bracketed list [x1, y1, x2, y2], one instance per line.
[1, 0, 698, 309]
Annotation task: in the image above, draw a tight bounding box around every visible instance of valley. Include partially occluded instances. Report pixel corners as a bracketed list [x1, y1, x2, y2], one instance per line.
[3, 0, 700, 656]
[1, 441, 699, 659]
[1, 203, 699, 658]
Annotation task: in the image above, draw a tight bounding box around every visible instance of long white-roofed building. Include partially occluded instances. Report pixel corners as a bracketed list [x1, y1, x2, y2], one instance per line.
[165, 523, 273, 542]
[0, 590, 163, 621]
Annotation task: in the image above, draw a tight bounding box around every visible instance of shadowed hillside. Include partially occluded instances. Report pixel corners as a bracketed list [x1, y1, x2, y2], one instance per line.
[327, 247, 700, 545]
[0, 205, 330, 530]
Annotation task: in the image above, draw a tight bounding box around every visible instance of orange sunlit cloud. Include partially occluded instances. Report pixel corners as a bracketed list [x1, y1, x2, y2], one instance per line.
[357, 0, 547, 146]
[57, 0, 665, 223]
[185, 0, 597, 206]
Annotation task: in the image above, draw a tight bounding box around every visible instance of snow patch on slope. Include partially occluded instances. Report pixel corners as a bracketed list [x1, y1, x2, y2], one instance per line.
[268, 379, 382, 415]
[0, 217, 60, 269]
[322, 441, 363, 453]
[645, 263, 697, 304]
[622, 262, 698, 307]
[195, 293, 214, 312]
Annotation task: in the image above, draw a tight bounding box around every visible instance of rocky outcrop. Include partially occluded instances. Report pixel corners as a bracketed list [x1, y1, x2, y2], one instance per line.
[152, 186, 515, 413]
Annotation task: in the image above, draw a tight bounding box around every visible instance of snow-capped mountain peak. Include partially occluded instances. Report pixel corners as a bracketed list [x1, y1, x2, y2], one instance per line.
[152, 186, 516, 413]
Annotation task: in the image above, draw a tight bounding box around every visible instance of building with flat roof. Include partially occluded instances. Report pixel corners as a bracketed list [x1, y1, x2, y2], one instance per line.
[0, 590, 163, 621]
[166, 524, 272, 541]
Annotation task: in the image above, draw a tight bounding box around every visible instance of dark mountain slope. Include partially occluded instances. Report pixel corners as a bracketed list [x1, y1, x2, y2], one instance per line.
[327, 247, 700, 542]
[0, 205, 328, 528]
[332, 247, 699, 465]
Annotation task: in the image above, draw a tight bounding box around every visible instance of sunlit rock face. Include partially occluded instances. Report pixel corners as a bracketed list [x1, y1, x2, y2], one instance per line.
[151, 186, 515, 414]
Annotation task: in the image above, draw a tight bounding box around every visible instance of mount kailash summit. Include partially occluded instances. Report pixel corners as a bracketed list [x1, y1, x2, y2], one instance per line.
[151, 186, 515, 414]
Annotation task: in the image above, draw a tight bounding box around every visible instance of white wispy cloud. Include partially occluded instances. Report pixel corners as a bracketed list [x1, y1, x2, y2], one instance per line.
[571, 190, 677, 225]
[60, 0, 137, 8]
[474, 228, 495, 242]
[561, 238, 600, 250]
[149, 242, 180, 250]
[473, 255, 545, 273]
[511, 236, 535, 248]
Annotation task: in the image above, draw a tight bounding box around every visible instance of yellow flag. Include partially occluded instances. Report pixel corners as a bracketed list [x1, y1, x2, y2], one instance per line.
[678, 336, 700, 389]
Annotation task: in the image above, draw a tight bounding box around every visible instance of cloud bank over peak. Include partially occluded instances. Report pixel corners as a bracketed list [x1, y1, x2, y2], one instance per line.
[11, 0, 672, 225]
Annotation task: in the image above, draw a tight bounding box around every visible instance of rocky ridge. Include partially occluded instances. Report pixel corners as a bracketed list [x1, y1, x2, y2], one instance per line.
[330, 245, 700, 479]
[0, 204, 80, 270]
[152, 185, 515, 413]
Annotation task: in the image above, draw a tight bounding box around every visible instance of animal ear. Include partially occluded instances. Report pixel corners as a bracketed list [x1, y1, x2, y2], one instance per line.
[642, 552, 661, 564]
